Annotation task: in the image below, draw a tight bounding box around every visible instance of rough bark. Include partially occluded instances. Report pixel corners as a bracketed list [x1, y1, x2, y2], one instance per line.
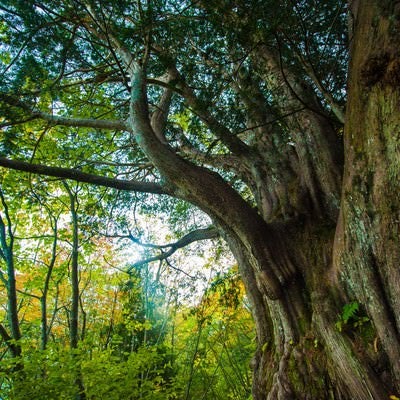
[247, 2, 400, 398]
[333, 0, 400, 391]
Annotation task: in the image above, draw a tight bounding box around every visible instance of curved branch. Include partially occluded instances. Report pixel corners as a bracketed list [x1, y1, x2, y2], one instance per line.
[151, 86, 173, 143]
[0, 157, 169, 195]
[127, 226, 219, 271]
[290, 45, 345, 123]
[0, 93, 128, 131]
[149, 48, 250, 156]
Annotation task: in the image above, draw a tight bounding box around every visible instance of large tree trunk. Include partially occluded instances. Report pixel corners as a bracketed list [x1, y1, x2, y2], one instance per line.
[332, 0, 400, 391]
[246, 2, 400, 399]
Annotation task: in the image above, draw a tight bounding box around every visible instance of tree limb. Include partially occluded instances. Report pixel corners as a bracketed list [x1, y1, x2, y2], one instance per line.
[33, 112, 128, 131]
[0, 157, 169, 195]
[127, 226, 219, 271]
[149, 47, 250, 157]
[175, 132, 242, 171]
[0, 92, 128, 131]
[150, 85, 173, 143]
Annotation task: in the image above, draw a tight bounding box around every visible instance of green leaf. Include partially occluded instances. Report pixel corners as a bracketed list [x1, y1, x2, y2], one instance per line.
[341, 301, 359, 324]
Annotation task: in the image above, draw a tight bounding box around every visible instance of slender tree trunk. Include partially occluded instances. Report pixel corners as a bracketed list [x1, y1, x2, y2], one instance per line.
[0, 190, 21, 358]
[41, 217, 58, 350]
[65, 183, 80, 350]
[64, 182, 86, 400]
[103, 289, 118, 349]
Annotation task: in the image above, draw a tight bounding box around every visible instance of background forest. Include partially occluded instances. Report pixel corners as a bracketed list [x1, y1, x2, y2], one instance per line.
[0, 169, 255, 400]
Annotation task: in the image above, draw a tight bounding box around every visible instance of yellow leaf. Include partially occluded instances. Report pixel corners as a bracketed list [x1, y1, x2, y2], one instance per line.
[261, 342, 268, 352]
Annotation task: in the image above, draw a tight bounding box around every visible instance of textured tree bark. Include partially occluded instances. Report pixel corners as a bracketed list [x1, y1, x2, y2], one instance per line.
[248, 2, 400, 398]
[332, 0, 400, 391]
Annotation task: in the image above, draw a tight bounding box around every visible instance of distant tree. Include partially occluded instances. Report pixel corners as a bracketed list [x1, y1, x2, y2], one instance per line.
[0, 187, 22, 358]
[1, 1, 400, 398]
